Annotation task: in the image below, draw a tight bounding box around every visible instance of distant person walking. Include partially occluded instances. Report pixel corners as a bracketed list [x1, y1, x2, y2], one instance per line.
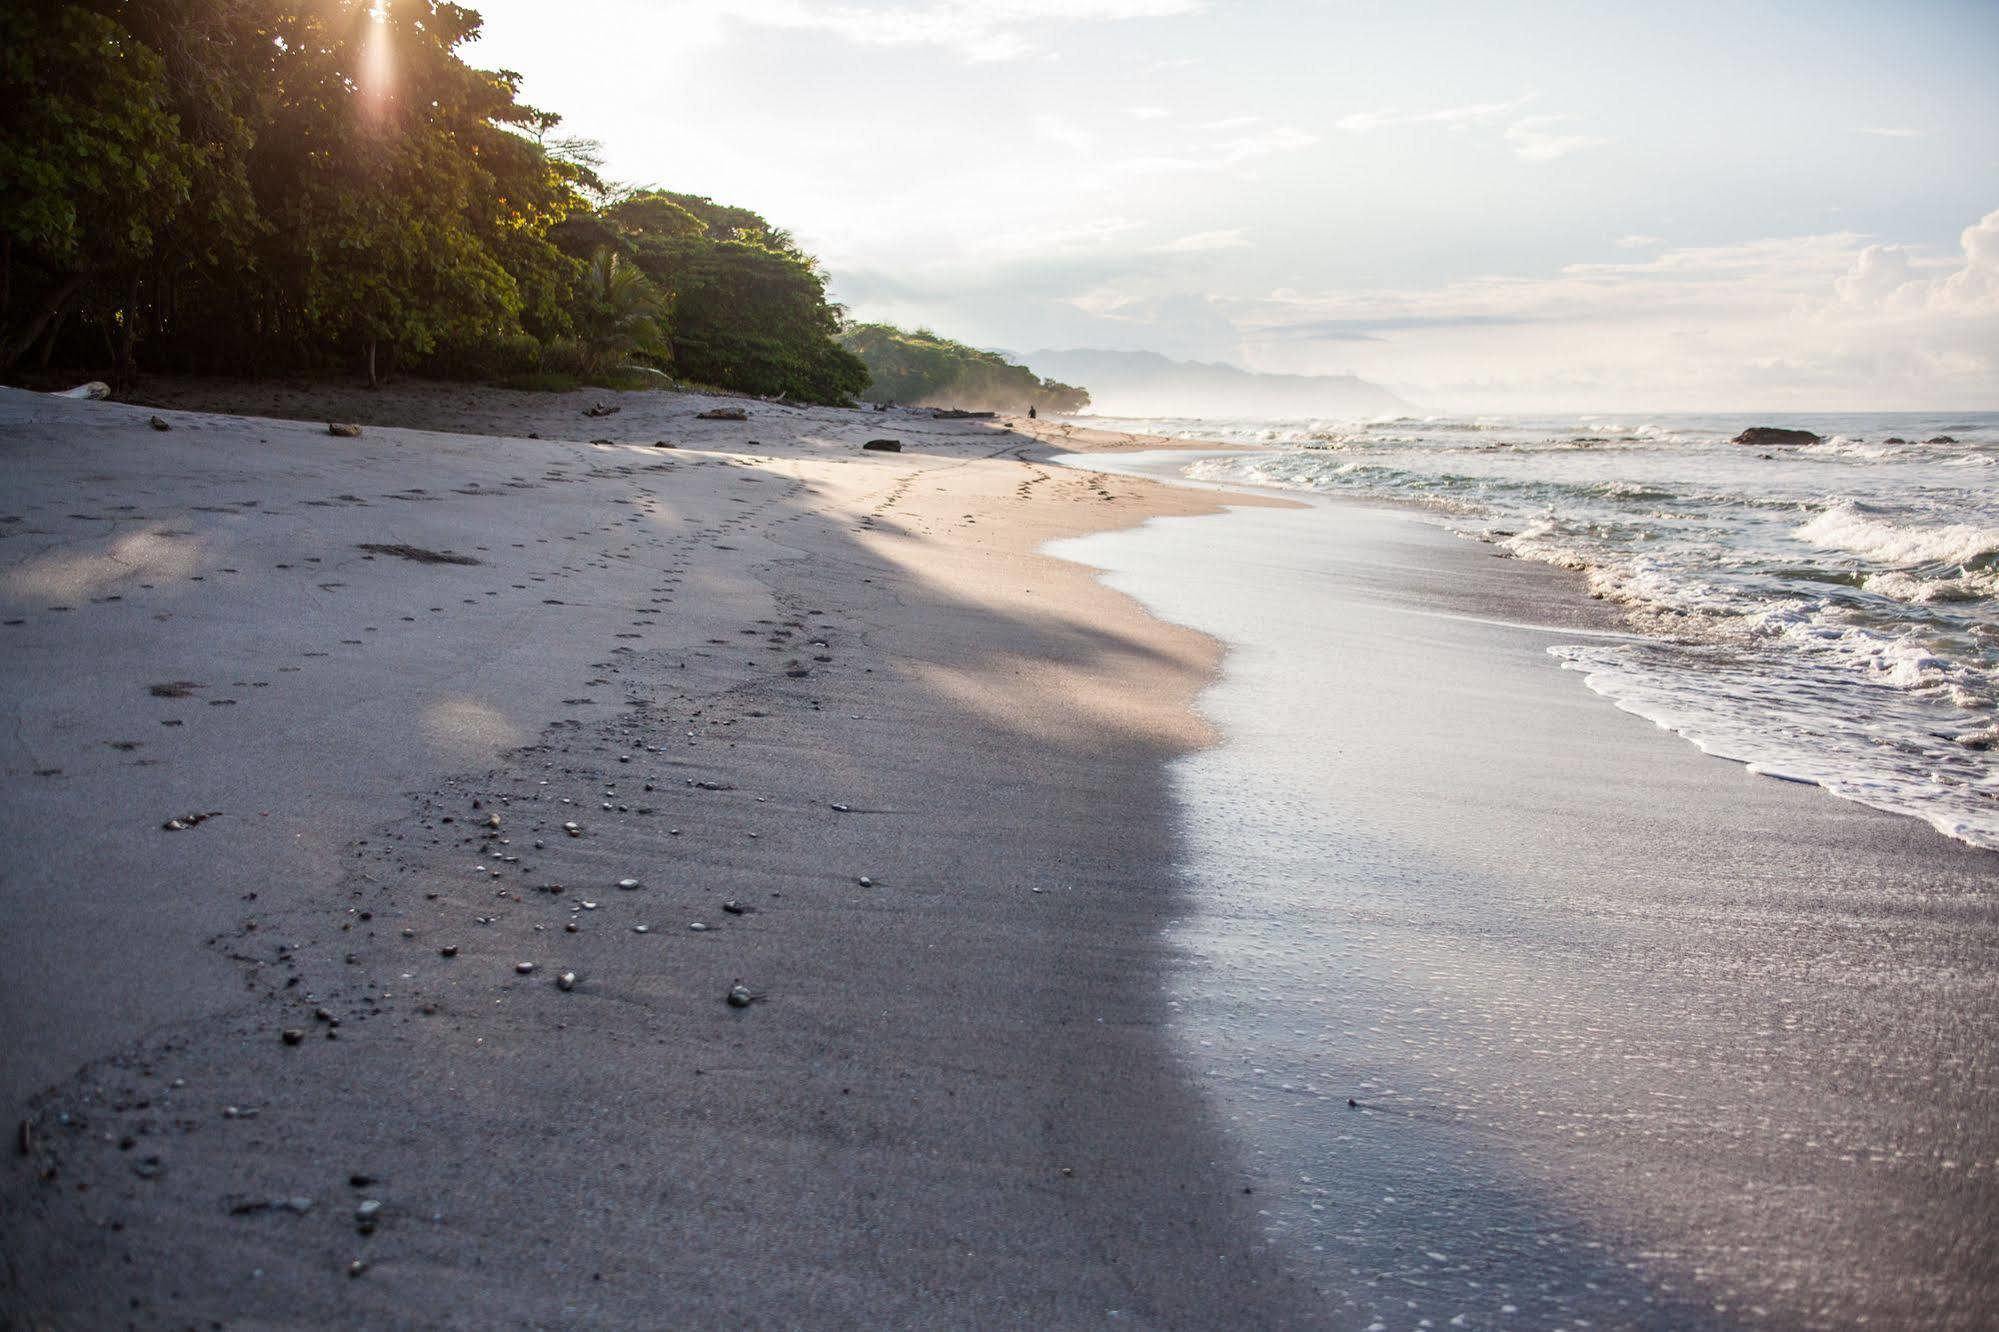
[1028, 405, 1037, 420]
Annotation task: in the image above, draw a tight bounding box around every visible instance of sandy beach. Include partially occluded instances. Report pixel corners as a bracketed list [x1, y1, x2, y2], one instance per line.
[3, 382, 1993, 1328]
[0, 382, 1313, 1325]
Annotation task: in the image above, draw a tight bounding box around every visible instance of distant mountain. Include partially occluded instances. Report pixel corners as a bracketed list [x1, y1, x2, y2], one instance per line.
[1024, 349, 1412, 419]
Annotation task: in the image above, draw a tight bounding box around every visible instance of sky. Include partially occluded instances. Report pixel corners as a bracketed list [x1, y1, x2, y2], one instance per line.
[465, 0, 1999, 411]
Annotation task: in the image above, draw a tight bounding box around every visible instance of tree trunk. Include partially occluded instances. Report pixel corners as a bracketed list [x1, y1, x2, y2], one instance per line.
[114, 270, 142, 388]
[37, 308, 67, 369]
[366, 336, 379, 388]
[0, 271, 84, 368]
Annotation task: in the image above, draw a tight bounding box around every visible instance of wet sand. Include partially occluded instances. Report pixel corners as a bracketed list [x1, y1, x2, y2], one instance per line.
[1053, 451, 1999, 1329]
[0, 384, 1314, 1325]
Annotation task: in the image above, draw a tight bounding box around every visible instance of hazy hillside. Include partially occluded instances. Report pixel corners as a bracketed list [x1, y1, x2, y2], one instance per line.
[1024, 349, 1411, 419]
[842, 325, 1088, 413]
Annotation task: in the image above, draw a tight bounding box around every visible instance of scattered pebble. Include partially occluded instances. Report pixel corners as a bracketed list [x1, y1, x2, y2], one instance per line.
[280, 1029, 304, 1046]
[556, 971, 577, 992]
[726, 984, 755, 1008]
[515, 961, 536, 975]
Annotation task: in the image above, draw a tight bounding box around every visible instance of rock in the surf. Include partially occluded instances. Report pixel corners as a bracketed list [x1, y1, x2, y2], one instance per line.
[1731, 427, 1819, 447]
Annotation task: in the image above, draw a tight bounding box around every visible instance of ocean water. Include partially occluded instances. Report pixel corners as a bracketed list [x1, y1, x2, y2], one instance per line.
[1046, 463, 1999, 1327]
[1079, 411, 1999, 850]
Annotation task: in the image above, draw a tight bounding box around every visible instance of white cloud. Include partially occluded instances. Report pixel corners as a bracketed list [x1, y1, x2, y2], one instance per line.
[1229, 206, 1999, 408]
[1335, 96, 1532, 132]
[1615, 234, 1667, 248]
[708, 0, 1205, 61]
[1126, 106, 1171, 120]
[1827, 207, 1999, 316]
[974, 216, 1143, 258]
[1032, 112, 1094, 152]
[1504, 114, 1608, 162]
[1120, 125, 1317, 174]
[1151, 228, 1252, 253]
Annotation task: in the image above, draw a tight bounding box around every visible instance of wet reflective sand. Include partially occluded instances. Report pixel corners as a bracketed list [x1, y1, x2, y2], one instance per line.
[1053, 461, 1998, 1330]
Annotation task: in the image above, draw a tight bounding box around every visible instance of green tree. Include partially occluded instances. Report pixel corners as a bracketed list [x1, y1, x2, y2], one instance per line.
[0, 5, 198, 367]
[570, 248, 668, 377]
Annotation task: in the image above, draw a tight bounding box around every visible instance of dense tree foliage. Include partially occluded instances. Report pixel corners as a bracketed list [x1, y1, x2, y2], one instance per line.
[841, 324, 1089, 414]
[0, 0, 868, 403]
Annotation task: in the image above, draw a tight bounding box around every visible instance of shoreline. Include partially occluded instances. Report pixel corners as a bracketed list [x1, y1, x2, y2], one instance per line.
[0, 382, 1318, 1324]
[1045, 450, 1999, 1326]
[4, 382, 1991, 1325]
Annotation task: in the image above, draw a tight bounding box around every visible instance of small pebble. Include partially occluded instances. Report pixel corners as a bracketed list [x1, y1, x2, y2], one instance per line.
[727, 985, 754, 1008]
[556, 971, 577, 992]
[515, 961, 536, 975]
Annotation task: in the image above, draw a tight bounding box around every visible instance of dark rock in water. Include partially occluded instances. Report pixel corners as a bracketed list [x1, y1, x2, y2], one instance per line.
[863, 439, 901, 452]
[326, 422, 362, 438]
[1928, 435, 1958, 445]
[932, 409, 996, 420]
[654, 440, 676, 448]
[697, 407, 749, 421]
[149, 415, 172, 432]
[1731, 427, 1820, 447]
[583, 403, 620, 418]
[1884, 437, 1910, 445]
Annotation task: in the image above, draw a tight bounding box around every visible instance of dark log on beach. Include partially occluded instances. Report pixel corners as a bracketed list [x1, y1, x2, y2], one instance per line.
[863, 439, 901, 452]
[698, 407, 749, 421]
[932, 409, 997, 420]
[1731, 426, 1821, 447]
